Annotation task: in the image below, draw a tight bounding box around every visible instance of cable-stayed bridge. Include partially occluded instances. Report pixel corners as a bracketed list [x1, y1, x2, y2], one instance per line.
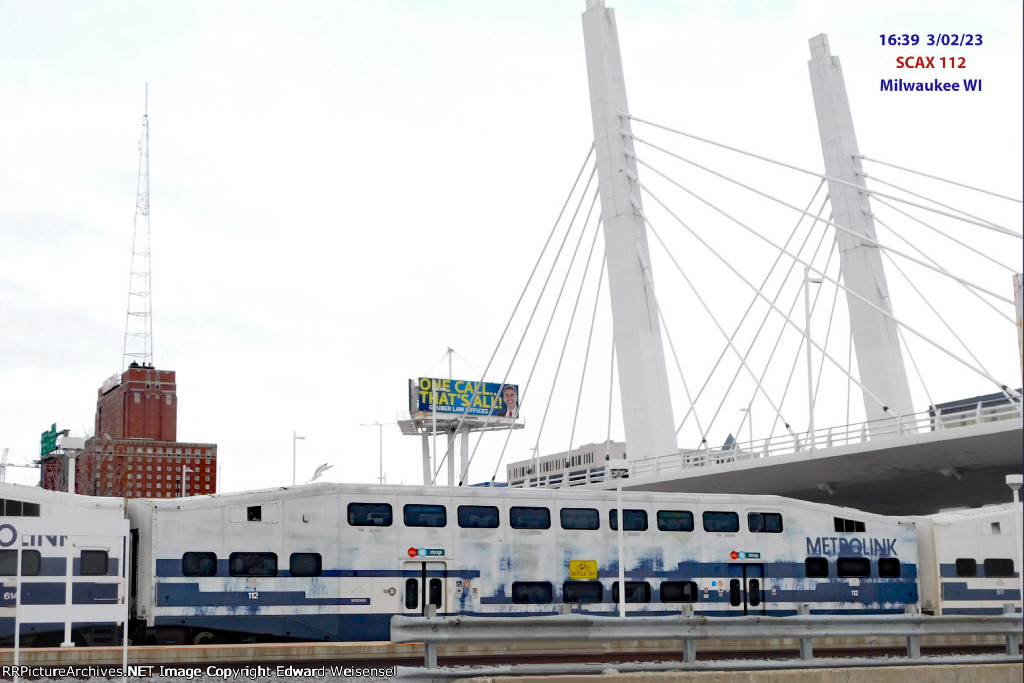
[423, 2, 1022, 515]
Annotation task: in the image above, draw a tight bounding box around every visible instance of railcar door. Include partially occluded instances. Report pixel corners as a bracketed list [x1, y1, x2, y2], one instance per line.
[727, 563, 766, 616]
[402, 561, 446, 615]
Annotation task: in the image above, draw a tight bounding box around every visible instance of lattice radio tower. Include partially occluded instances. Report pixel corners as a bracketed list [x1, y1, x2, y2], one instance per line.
[123, 86, 153, 371]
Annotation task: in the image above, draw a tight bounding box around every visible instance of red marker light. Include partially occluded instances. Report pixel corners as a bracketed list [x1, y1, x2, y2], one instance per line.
[408, 547, 418, 557]
[730, 551, 739, 560]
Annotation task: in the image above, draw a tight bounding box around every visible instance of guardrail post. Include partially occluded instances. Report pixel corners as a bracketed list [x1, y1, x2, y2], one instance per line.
[1005, 603, 1019, 656]
[797, 604, 813, 660]
[423, 605, 437, 669]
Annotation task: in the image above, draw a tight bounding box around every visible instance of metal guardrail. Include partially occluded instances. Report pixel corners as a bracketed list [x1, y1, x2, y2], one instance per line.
[390, 610, 1023, 669]
[512, 397, 1023, 488]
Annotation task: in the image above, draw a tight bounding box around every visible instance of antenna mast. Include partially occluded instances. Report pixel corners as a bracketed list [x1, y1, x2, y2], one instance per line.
[123, 85, 153, 370]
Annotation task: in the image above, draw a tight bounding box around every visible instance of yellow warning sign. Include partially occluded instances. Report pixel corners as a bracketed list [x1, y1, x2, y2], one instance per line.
[569, 560, 598, 580]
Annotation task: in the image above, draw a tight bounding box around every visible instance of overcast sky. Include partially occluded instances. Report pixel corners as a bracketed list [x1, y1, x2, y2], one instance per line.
[2, 1, 1021, 492]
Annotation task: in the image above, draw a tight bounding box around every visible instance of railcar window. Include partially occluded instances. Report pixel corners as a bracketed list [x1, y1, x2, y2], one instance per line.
[983, 558, 1015, 577]
[612, 581, 652, 603]
[657, 510, 694, 532]
[0, 549, 41, 576]
[660, 581, 699, 603]
[954, 558, 977, 577]
[805, 557, 829, 578]
[702, 511, 739, 533]
[729, 579, 742, 606]
[748, 579, 762, 606]
[563, 581, 603, 603]
[404, 504, 447, 528]
[510, 506, 551, 530]
[878, 558, 901, 578]
[0, 498, 41, 516]
[348, 502, 393, 526]
[80, 550, 109, 576]
[229, 552, 277, 577]
[458, 505, 499, 528]
[560, 508, 599, 530]
[290, 552, 322, 577]
[512, 581, 553, 603]
[182, 552, 217, 577]
[836, 557, 871, 578]
[834, 517, 866, 532]
[405, 579, 418, 609]
[246, 506, 262, 521]
[609, 509, 648, 531]
[429, 579, 442, 607]
[748, 512, 783, 533]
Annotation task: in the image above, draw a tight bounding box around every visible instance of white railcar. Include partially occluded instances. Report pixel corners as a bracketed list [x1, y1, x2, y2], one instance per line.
[128, 483, 921, 644]
[0, 482, 128, 646]
[916, 503, 1022, 615]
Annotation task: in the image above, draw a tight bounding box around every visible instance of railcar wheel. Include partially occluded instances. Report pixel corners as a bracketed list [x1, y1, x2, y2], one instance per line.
[193, 631, 217, 645]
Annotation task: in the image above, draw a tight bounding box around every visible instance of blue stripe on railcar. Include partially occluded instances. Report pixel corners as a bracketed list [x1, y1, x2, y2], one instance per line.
[940, 581, 1021, 602]
[156, 583, 373, 608]
[938, 564, 1020, 578]
[152, 613, 393, 642]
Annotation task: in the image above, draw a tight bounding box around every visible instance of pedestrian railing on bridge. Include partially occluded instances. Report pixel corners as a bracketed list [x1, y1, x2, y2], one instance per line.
[512, 396, 1022, 489]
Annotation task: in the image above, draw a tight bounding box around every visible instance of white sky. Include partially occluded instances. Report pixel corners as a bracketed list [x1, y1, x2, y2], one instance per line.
[2, 1, 1021, 491]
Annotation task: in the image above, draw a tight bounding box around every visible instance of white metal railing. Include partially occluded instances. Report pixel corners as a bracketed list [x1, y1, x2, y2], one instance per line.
[511, 396, 1022, 489]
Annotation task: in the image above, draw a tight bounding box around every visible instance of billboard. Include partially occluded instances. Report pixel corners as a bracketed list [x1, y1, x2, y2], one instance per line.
[411, 377, 519, 418]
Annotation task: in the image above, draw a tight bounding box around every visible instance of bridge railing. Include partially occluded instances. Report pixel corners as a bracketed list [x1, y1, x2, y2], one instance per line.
[390, 610, 1023, 669]
[511, 394, 1021, 488]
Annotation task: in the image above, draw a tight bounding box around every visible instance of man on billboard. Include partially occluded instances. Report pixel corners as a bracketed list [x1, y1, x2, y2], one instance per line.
[492, 385, 519, 418]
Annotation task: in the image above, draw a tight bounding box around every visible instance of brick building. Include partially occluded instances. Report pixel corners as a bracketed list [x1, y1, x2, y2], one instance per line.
[41, 362, 217, 498]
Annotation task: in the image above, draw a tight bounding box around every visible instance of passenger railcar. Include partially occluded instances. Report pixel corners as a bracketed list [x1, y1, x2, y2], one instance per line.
[127, 483, 923, 645]
[0, 482, 128, 646]
[915, 504, 1021, 615]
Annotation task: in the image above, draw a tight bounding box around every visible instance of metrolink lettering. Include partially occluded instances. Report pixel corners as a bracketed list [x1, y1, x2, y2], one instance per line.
[0, 525, 68, 548]
[805, 537, 897, 557]
[23, 534, 67, 547]
[880, 78, 982, 92]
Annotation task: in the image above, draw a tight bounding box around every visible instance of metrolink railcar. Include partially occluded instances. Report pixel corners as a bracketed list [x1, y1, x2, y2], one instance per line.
[916, 504, 1022, 615]
[126, 483, 931, 645]
[0, 483, 129, 646]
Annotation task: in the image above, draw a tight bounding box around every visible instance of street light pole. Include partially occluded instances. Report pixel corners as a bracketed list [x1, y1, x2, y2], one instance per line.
[1007, 474, 1023, 608]
[360, 422, 389, 484]
[292, 431, 305, 486]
